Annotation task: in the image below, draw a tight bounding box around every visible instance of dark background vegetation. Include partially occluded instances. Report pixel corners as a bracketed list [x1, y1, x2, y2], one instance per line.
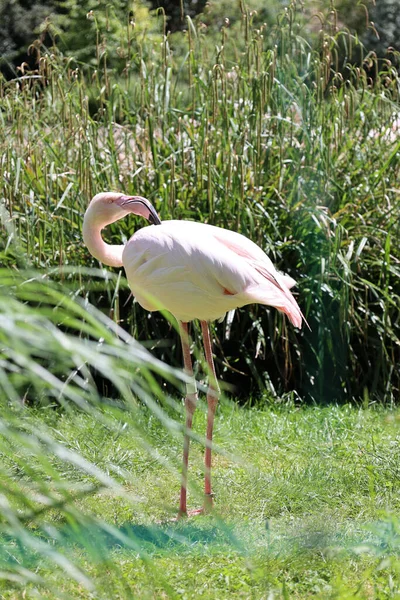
[1, 0, 399, 78]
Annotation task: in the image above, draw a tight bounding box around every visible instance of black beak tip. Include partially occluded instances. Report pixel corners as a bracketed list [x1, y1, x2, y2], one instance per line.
[149, 211, 162, 226]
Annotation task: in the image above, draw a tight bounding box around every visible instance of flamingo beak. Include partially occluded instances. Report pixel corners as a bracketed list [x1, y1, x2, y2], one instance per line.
[116, 195, 162, 225]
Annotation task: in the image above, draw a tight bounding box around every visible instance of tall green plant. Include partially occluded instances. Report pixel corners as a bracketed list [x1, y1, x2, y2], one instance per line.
[1, 0, 399, 403]
[0, 269, 191, 595]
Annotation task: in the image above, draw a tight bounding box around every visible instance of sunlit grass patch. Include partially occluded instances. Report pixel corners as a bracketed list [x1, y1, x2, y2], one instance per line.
[1, 401, 400, 598]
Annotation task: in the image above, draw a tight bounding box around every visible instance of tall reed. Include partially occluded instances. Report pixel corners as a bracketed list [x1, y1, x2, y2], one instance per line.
[1, 0, 399, 402]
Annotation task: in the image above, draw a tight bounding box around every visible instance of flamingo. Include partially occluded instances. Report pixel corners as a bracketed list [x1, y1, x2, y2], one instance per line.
[83, 192, 303, 516]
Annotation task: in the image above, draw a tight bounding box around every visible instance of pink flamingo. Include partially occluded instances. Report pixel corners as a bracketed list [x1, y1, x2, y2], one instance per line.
[83, 192, 303, 516]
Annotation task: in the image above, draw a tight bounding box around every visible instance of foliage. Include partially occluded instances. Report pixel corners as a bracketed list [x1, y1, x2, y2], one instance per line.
[0, 0, 56, 76]
[51, 0, 160, 70]
[0, 270, 182, 596]
[1, 0, 399, 402]
[0, 0, 161, 79]
[153, 0, 208, 32]
[363, 0, 400, 57]
[2, 0, 399, 82]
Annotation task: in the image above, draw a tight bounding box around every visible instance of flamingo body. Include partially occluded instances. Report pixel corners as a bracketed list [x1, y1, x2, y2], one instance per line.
[123, 220, 302, 326]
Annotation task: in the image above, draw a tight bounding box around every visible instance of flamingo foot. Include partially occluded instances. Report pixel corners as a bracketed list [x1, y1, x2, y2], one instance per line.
[174, 507, 204, 520]
[167, 508, 202, 522]
[176, 494, 214, 519]
[186, 507, 205, 517]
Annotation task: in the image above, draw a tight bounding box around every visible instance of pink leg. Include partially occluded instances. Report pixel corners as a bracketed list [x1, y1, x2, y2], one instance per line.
[178, 322, 198, 517]
[200, 320, 220, 512]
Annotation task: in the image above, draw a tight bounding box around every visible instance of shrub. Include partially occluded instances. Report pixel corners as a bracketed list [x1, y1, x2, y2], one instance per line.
[1, 0, 399, 403]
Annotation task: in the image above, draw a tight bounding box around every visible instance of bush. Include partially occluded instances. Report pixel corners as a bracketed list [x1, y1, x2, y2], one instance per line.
[1, 0, 399, 403]
[0, 0, 56, 77]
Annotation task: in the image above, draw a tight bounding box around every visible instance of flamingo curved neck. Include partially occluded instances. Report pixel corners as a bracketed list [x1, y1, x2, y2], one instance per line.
[82, 219, 124, 267]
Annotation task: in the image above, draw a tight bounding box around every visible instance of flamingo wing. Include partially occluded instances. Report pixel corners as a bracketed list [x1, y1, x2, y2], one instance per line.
[210, 228, 302, 327]
[122, 221, 302, 326]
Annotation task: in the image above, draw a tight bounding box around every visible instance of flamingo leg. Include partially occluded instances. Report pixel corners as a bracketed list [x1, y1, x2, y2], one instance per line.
[200, 320, 220, 512]
[179, 321, 198, 516]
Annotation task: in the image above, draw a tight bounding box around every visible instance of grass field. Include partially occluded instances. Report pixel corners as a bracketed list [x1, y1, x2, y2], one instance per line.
[1, 399, 400, 598]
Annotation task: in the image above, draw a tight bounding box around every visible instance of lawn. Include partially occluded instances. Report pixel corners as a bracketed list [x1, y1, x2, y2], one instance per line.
[1, 399, 399, 598]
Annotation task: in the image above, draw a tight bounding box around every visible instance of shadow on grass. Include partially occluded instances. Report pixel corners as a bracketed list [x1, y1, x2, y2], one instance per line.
[2, 516, 400, 572]
[64, 519, 244, 557]
[0, 519, 244, 571]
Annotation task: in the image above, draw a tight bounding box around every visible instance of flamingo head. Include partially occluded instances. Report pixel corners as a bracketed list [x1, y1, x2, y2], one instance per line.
[86, 192, 161, 227]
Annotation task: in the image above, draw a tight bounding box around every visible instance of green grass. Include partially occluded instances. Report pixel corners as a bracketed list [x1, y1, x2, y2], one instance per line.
[1, 400, 400, 598]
